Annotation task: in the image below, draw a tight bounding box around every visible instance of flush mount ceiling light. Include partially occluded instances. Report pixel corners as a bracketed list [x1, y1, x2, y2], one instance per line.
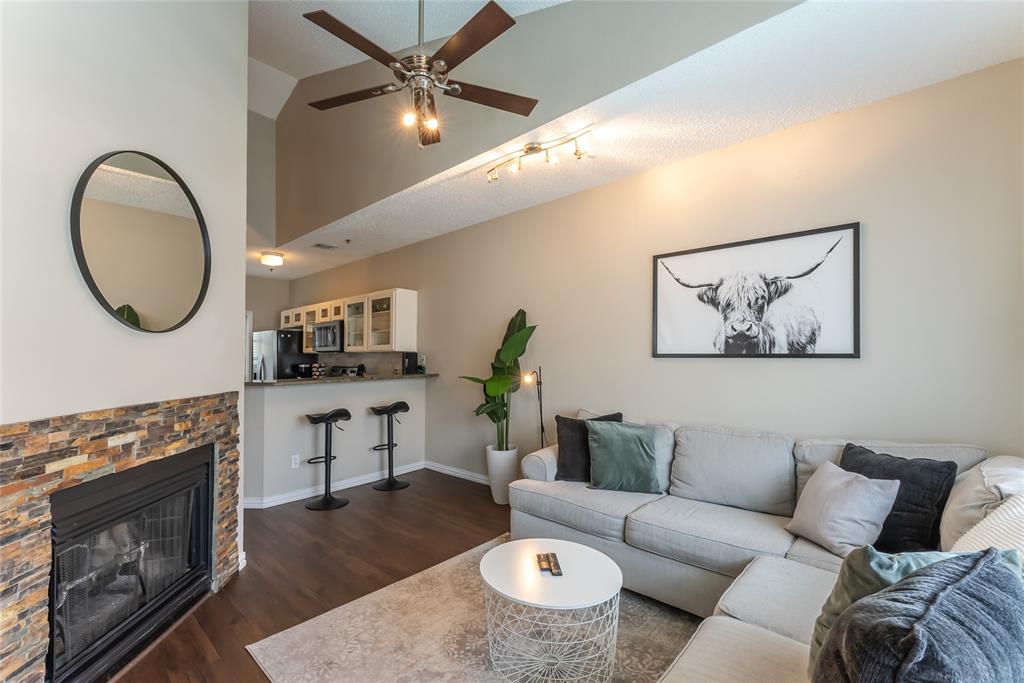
[303, 0, 539, 148]
[259, 251, 284, 270]
[486, 127, 593, 182]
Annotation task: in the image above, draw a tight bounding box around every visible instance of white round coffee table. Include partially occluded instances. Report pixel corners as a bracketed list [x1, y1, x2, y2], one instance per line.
[480, 538, 623, 682]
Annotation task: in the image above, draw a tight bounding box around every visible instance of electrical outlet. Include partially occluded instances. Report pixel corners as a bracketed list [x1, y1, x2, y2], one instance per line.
[290, 454, 300, 469]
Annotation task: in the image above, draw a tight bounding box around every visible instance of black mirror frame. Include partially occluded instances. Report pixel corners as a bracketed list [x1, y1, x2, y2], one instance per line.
[70, 150, 212, 333]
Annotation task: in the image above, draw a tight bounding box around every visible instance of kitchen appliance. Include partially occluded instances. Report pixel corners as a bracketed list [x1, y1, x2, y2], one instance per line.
[312, 320, 344, 353]
[252, 330, 316, 381]
[402, 351, 420, 375]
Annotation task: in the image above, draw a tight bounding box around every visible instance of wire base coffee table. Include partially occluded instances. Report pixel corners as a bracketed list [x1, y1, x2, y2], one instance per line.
[480, 538, 623, 682]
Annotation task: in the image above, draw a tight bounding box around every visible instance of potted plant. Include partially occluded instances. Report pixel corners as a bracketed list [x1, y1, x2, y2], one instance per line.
[461, 309, 536, 504]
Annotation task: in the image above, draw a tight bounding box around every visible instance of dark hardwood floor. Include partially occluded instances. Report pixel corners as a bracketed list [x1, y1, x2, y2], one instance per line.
[116, 469, 510, 683]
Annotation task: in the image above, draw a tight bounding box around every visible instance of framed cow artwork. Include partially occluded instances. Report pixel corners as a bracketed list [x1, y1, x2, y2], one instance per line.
[653, 223, 860, 358]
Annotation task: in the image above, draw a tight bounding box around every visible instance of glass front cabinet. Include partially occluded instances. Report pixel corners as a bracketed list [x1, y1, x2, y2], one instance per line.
[343, 296, 368, 352]
[280, 289, 417, 353]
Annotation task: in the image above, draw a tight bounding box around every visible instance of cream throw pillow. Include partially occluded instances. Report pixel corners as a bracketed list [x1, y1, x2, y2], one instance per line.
[952, 493, 1024, 553]
[786, 461, 899, 557]
[940, 456, 1024, 550]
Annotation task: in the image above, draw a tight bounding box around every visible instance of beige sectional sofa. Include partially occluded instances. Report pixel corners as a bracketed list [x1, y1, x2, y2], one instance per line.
[509, 418, 992, 681]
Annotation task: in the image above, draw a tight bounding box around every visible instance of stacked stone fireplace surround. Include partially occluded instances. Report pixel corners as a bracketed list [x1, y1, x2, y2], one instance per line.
[0, 392, 240, 682]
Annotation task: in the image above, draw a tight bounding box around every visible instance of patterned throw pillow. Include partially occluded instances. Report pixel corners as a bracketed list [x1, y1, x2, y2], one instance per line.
[953, 492, 1024, 553]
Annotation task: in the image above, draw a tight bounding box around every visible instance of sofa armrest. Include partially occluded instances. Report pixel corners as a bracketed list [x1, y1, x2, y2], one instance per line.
[521, 445, 558, 481]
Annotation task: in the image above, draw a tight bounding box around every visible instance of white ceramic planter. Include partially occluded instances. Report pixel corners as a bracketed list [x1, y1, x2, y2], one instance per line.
[486, 445, 519, 505]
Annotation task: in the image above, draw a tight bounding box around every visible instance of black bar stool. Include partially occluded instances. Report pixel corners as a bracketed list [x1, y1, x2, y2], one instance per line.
[371, 401, 410, 491]
[304, 408, 351, 510]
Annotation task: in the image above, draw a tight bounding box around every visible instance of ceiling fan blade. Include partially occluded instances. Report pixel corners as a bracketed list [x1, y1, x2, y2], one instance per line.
[308, 84, 395, 111]
[445, 82, 538, 117]
[304, 10, 401, 74]
[430, 1, 515, 72]
[416, 89, 441, 146]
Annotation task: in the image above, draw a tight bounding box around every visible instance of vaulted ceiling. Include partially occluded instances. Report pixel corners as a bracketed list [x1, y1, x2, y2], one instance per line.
[247, 0, 1024, 279]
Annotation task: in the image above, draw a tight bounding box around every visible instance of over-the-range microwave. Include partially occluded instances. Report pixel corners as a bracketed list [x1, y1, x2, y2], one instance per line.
[312, 320, 344, 352]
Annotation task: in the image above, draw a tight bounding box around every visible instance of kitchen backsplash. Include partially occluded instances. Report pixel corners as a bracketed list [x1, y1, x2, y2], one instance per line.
[316, 351, 405, 376]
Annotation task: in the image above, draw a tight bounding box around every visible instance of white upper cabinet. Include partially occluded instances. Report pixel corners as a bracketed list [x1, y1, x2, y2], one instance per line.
[328, 299, 345, 321]
[344, 296, 368, 352]
[280, 307, 303, 329]
[280, 289, 417, 352]
[301, 305, 318, 353]
[368, 288, 417, 352]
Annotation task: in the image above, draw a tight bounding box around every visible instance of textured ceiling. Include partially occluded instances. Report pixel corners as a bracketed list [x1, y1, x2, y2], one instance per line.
[251, 0, 1024, 279]
[249, 0, 570, 79]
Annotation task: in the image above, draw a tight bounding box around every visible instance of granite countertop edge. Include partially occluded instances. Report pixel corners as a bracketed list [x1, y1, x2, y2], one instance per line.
[245, 373, 438, 387]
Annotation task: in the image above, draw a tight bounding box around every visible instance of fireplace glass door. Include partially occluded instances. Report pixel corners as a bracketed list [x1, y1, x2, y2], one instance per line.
[49, 445, 213, 683]
[53, 489, 196, 669]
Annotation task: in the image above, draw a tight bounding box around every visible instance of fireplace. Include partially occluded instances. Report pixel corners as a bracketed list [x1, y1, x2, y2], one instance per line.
[47, 445, 214, 682]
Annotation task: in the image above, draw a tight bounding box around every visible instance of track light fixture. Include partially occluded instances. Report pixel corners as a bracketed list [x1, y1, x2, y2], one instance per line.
[485, 126, 593, 183]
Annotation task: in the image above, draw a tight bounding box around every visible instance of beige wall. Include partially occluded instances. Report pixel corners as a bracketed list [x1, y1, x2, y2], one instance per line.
[0, 1, 247, 423]
[290, 60, 1024, 476]
[81, 199, 205, 330]
[246, 276, 290, 331]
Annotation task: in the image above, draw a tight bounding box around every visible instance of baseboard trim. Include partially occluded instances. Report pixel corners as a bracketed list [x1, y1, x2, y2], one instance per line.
[238, 551, 247, 571]
[424, 460, 490, 485]
[242, 461, 426, 509]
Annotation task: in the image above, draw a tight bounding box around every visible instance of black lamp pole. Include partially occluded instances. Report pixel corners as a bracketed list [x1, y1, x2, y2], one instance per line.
[525, 366, 547, 448]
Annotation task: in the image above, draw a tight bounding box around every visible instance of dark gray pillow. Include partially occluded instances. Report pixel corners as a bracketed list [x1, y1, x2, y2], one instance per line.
[840, 443, 957, 552]
[554, 413, 622, 482]
[813, 548, 1024, 683]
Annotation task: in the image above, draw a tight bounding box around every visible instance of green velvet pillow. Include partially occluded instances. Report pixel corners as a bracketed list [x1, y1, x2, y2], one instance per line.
[809, 545, 1024, 675]
[586, 421, 659, 494]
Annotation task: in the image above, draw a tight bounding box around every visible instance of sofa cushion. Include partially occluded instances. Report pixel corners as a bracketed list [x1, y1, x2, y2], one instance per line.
[624, 496, 794, 577]
[794, 438, 985, 500]
[578, 408, 676, 492]
[660, 616, 809, 683]
[953, 492, 1024, 552]
[813, 549, 1024, 683]
[839, 444, 957, 552]
[786, 538, 843, 573]
[587, 421, 660, 494]
[507, 479, 662, 542]
[810, 545, 1024, 673]
[714, 556, 837, 645]
[670, 425, 796, 516]
[554, 412, 622, 482]
[785, 461, 899, 557]
[941, 455, 1024, 550]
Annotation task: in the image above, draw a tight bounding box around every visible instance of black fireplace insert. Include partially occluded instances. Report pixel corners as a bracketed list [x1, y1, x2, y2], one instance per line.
[48, 445, 214, 682]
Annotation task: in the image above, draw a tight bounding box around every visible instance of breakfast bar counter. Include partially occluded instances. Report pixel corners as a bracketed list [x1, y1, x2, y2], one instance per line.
[243, 374, 434, 508]
[245, 373, 437, 387]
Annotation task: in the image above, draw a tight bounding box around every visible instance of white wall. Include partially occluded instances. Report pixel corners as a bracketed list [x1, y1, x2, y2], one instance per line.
[0, 1, 248, 423]
[290, 60, 1024, 476]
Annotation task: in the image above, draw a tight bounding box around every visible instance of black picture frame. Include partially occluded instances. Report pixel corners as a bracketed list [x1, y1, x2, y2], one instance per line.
[70, 150, 212, 333]
[652, 222, 860, 358]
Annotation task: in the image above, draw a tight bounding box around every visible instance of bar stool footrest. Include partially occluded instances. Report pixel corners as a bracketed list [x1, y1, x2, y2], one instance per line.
[307, 455, 337, 465]
[372, 443, 398, 451]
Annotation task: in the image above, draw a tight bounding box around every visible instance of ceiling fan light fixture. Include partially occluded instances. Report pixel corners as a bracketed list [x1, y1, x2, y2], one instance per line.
[302, 2, 538, 147]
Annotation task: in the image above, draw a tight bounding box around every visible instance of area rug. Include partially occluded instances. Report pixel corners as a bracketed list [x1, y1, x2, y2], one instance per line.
[247, 534, 700, 682]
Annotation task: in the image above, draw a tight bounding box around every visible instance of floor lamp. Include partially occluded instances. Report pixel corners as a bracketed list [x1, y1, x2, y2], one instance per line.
[522, 366, 547, 448]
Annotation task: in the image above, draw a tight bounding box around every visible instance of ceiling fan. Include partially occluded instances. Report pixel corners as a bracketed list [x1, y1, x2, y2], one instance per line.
[303, 0, 539, 147]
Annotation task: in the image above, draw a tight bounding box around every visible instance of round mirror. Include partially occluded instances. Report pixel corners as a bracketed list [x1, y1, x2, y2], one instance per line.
[71, 151, 211, 332]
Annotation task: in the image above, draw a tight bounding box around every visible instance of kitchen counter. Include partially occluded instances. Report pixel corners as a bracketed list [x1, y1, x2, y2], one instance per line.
[243, 373, 431, 509]
[245, 373, 437, 387]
